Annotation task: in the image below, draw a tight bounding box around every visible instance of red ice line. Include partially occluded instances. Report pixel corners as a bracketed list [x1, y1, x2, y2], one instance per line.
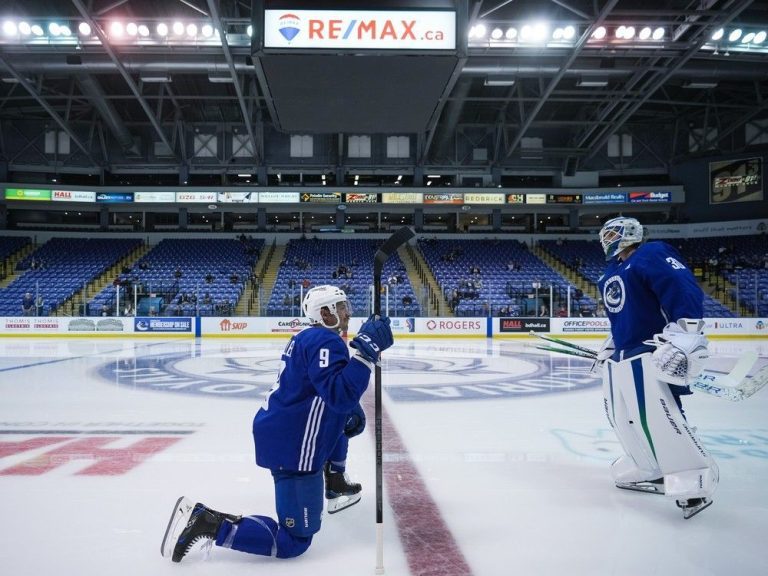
[362, 391, 474, 576]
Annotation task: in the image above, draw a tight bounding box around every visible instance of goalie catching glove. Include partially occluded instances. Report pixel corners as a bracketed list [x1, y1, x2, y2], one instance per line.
[647, 318, 709, 385]
[350, 315, 394, 367]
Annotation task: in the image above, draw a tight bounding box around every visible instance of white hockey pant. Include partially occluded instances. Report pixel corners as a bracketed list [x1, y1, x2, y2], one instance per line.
[603, 353, 718, 501]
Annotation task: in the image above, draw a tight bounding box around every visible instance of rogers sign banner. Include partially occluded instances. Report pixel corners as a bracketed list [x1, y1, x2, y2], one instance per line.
[418, 318, 486, 336]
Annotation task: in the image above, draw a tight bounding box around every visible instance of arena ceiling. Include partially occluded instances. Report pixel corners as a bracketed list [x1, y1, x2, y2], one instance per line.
[0, 0, 767, 185]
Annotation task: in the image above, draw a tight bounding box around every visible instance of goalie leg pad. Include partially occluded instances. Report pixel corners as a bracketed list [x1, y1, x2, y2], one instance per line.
[605, 355, 718, 501]
[604, 361, 662, 482]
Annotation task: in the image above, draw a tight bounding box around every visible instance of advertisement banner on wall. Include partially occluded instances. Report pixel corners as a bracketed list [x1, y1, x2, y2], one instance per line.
[258, 191, 300, 203]
[423, 192, 463, 205]
[497, 317, 550, 333]
[506, 194, 525, 204]
[525, 194, 547, 204]
[52, 190, 97, 202]
[710, 157, 763, 204]
[134, 317, 192, 333]
[133, 191, 176, 203]
[176, 192, 218, 203]
[628, 191, 671, 203]
[463, 193, 505, 204]
[96, 192, 134, 203]
[4, 188, 52, 201]
[382, 192, 423, 204]
[344, 192, 379, 203]
[300, 192, 341, 204]
[556, 318, 611, 333]
[217, 191, 258, 203]
[417, 318, 486, 336]
[263, 10, 457, 50]
[547, 194, 582, 204]
[583, 192, 627, 204]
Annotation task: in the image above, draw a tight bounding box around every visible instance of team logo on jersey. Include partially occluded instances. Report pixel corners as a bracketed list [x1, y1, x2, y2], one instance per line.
[603, 274, 625, 314]
[97, 345, 600, 402]
[277, 13, 301, 41]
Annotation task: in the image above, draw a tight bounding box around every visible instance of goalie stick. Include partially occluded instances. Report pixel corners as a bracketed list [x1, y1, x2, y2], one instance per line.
[372, 226, 415, 575]
[527, 332, 765, 402]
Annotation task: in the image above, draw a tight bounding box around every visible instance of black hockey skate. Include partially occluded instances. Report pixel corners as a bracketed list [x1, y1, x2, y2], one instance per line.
[676, 497, 712, 520]
[615, 477, 665, 495]
[324, 462, 362, 514]
[160, 496, 241, 562]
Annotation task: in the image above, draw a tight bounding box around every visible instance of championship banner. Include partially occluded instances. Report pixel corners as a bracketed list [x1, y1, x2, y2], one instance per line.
[710, 157, 763, 204]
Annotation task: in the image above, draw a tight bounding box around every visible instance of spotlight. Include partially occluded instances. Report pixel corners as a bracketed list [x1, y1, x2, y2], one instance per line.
[186, 23, 197, 37]
[652, 27, 665, 40]
[110, 21, 123, 37]
[31, 24, 43, 36]
[624, 26, 635, 39]
[592, 26, 606, 40]
[491, 27, 503, 40]
[742, 32, 755, 43]
[552, 27, 563, 40]
[201, 24, 213, 37]
[505, 27, 517, 40]
[533, 22, 547, 42]
[563, 25, 575, 39]
[639, 27, 651, 40]
[48, 22, 61, 36]
[246, 24, 253, 37]
[126, 22, 138, 36]
[78, 22, 91, 36]
[474, 24, 486, 38]
[754, 31, 766, 44]
[59, 24, 71, 36]
[172, 22, 184, 36]
[728, 28, 742, 42]
[19, 21, 31, 35]
[3, 20, 18, 36]
[615, 25, 626, 39]
[156, 23, 168, 36]
[711, 28, 724, 41]
[138, 24, 149, 37]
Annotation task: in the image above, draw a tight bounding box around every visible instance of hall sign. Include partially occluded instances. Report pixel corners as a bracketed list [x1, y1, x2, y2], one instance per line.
[264, 10, 456, 50]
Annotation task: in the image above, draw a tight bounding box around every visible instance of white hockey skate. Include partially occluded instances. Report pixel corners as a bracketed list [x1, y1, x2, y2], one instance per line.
[324, 462, 362, 514]
[615, 478, 665, 495]
[676, 497, 712, 520]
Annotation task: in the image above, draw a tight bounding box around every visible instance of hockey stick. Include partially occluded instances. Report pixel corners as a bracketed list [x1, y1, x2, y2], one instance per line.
[529, 343, 599, 360]
[529, 333, 765, 402]
[529, 331, 599, 357]
[373, 226, 415, 575]
[691, 352, 766, 401]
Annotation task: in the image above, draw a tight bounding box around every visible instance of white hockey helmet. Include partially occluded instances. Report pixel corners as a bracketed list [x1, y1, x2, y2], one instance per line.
[599, 216, 643, 260]
[302, 285, 349, 329]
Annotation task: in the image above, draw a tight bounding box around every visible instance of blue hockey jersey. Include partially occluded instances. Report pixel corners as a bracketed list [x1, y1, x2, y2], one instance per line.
[597, 241, 703, 353]
[252, 325, 372, 472]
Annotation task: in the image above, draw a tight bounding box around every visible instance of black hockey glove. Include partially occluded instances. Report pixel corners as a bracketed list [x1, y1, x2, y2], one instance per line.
[350, 315, 394, 364]
[344, 403, 366, 438]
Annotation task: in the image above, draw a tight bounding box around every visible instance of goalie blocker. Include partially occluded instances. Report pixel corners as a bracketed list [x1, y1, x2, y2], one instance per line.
[603, 352, 718, 519]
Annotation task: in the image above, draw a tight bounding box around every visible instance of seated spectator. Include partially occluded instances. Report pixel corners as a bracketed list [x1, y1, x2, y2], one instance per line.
[21, 292, 34, 316]
[30, 257, 39, 270]
[174, 267, 182, 279]
[402, 295, 413, 306]
[301, 278, 311, 290]
[101, 303, 112, 317]
[557, 305, 568, 318]
[229, 272, 240, 284]
[205, 273, 214, 284]
[35, 295, 44, 316]
[123, 303, 134, 317]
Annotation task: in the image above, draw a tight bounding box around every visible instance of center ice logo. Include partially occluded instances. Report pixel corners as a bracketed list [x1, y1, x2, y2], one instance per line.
[277, 13, 301, 42]
[98, 349, 600, 401]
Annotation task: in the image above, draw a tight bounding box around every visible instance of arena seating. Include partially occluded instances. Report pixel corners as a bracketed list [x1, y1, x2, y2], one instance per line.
[417, 237, 596, 317]
[266, 238, 420, 317]
[0, 236, 31, 262]
[0, 237, 141, 316]
[88, 238, 263, 317]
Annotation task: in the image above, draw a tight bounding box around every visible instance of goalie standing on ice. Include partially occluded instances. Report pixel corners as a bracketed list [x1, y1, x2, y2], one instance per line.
[596, 216, 717, 519]
[160, 285, 394, 562]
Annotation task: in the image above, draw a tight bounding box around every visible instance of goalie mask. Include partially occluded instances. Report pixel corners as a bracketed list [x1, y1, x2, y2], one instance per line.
[599, 216, 643, 260]
[302, 285, 350, 329]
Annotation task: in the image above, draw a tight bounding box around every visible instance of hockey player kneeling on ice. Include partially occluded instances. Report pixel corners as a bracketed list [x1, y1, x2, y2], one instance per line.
[161, 285, 394, 562]
[596, 217, 717, 520]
